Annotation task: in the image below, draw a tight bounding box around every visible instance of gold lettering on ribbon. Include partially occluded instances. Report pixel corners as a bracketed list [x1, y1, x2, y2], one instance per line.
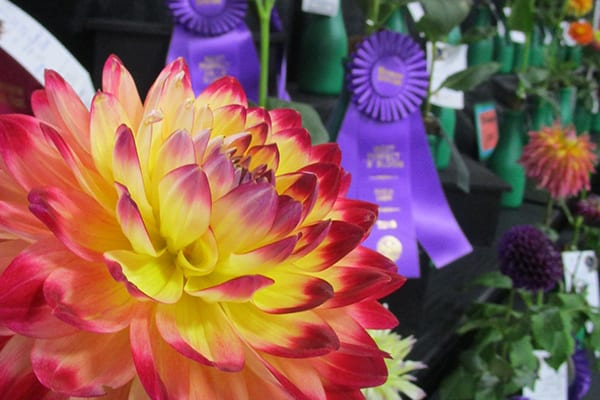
[199, 55, 230, 83]
[376, 219, 398, 230]
[366, 145, 404, 169]
[374, 188, 394, 202]
[377, 66, 403, 86]
[195, 0, 222, 5]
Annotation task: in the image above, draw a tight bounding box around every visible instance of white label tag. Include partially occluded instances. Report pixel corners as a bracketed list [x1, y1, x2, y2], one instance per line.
[427, 42, 466, 109]
[0, 0, 95, 106]
[301, 0, 339, 17]
[523, 351, 568, 400]
[407, 2, 425, 22]
[510, 30, 527, 43]
[562, 21, 577, 46]
[563, 250, 600, 307]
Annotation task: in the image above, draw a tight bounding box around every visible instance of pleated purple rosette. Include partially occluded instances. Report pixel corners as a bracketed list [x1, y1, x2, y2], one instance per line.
[337, 30, 472, 278]
[166, 0, 259, 101]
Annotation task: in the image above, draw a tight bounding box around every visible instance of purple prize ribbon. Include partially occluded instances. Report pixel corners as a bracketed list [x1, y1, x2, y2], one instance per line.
[569, 344, 591, 400]
[336, 31, 472, 278]
[166, 0, 260, 102]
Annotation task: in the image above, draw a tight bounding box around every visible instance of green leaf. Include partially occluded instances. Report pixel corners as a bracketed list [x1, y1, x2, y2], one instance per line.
[439, 366, 479, 400]
[506, 0, 534, 33]
[436, 62, 501, 92]
[470, 271, 513, 289]
[266, 98, 330, 144]
[531, 309, 575, 369]
[417, 0, 473, 39]
[509, 336, 538, 370]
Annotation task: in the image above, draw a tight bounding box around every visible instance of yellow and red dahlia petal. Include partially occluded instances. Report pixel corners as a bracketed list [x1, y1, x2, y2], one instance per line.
[245, 122, 269, 148]
[0, 201, 48, 241]
[0, 336, 53, 400]
[40, 123, 118, 213]
[156, 297, 245, 371]
[252, 271, 333, 314]
[31, 330, 135, 397]
[113, 125, 157, 231]
[0, 115, 78, 192]
[293, 221, 331, 259]
[310, 142, 342, 164]
[202, 145, 237, 200]
[102, 55, 144, 126]
[90, 92, 132, 183]
[176, 231, 218, 277]
[255, 353, 326, 400]
[265, 196, 303, 240]
[272, 128, 312, 174]
[300, 163, 342, 223]
[276, 172, 318, 220]
[269, 108, 303, 134]
[153, 130, 196, 184]
[197, 76, 248, 109]
[345, 300, 399, 330]
[43, 70, 91, 152]
[30, 89, 63, 131]
[115, 184, 159, 256]
[211, 182, 278, 254]
[314, 344, 388, 390]
[218, 236, 298, 276]
[43, 264, 137, 334]
[246, 107, 272, 131]
[226, 303, 339, 358]
[318, 266, 397, 308]
[28, 187, 128, 261]
[247, 143, 280, 174]
[331, 198, 378, 234]
[185, 274, 274, 303]
[158, 165, 211, 251]
[294, 221, 364, 272]
[0, 240, 80, 338]
[212, 104, 247, 138]
[0, 239, 29, 274]
[105, 250, 183, 304]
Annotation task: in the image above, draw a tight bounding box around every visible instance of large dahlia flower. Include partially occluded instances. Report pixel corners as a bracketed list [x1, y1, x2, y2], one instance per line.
[520, 124, 597, 200]
[0, 56, 405, 399]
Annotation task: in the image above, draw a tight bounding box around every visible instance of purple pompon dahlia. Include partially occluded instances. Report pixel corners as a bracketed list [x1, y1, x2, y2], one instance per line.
[576, 194, 600, 227]
[497, 225, 564, 292]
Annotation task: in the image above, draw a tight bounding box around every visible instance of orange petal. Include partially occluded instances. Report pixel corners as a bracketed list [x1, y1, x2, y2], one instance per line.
[102, 55, 144, 126]
[28, 187, 128, 261]
[197, 76, 248, 109]
[158, 165, 211, 251]
[211, 182, 278, 254]
[31, 330, 135, 396]
[226, 303, 339, 358]
[156, 297, 246, 371]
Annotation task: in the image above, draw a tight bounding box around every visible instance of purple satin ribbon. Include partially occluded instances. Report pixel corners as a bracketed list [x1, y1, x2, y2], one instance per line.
[337, 105, 472, 278]
[166, 5, 260, 102]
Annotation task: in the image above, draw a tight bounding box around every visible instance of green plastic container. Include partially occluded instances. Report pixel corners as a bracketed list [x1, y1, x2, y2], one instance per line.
[467, 6, 494, 66]
[297, 9, 348, 95]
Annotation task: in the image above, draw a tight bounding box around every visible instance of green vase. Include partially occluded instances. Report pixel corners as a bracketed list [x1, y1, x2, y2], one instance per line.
[591, 112, 600, 135]
[467, 6, 494, 66]
[432, 106, 456, 170]
[385, 7, 409, 34]
[567, 46, 583, 66]
[494, 34, 515, 73]
[531, 97, 554, 132]
[574, 102, 592, 134]
[297, 9, 348, 95]
[558, 86, 576, 126]
[528, 25, 544, 67]
[488, 110, 526, 208]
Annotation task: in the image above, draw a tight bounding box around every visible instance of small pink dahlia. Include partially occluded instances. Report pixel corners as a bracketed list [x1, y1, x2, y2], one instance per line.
[520, 124, 597, 200]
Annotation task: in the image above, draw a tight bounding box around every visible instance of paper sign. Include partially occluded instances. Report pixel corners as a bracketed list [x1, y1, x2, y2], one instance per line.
[301, 0, 339, 17]
[427, 42, 467, 109]
[407, 2, 425, 22]
[474, 103, 499, 161]
[0, 0, 95, 107]
[523, 351, 568, 400]
[563, 250, 600, 308]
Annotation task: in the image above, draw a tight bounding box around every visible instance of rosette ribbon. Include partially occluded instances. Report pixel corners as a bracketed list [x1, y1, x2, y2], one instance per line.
[336, 31, 472, 278]
[166, 0, 260, 101]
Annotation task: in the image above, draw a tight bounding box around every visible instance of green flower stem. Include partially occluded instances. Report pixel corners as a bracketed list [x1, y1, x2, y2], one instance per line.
[365, 0, 381, 35]
[254, 0, 276, 107]
[423, 41, 438, 118]
[536, 290, 544, 307]
[544, 198, 555, 229]
[501, 288, 516, 359]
